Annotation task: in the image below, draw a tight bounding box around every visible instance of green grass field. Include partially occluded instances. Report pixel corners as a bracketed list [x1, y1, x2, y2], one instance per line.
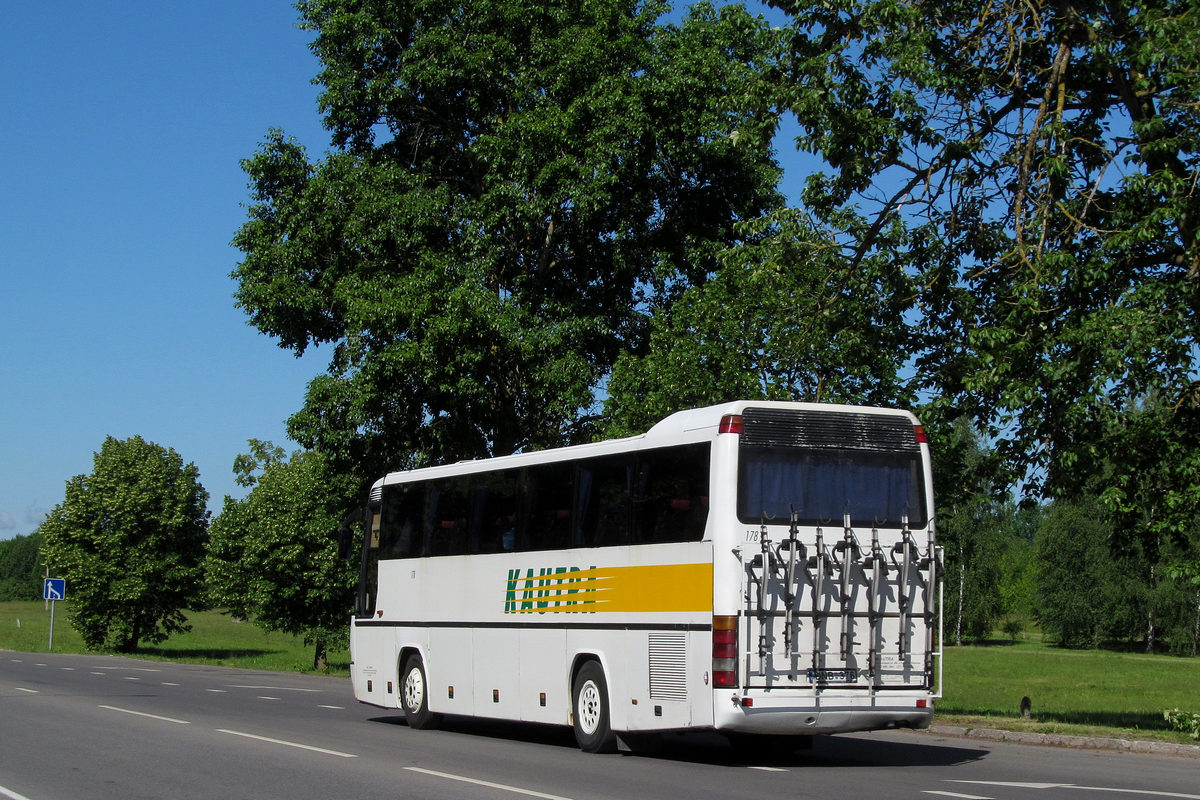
[938, 639, 1200, 742]
[0, 601, 349, 675]
[3, 601, 1197, 743]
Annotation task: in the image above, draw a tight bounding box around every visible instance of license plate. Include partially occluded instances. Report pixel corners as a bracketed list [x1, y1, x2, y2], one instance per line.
[806, 668, 857, 684]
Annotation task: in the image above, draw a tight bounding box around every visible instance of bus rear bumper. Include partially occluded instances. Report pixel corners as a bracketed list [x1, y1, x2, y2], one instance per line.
[713, 689, 935, 736]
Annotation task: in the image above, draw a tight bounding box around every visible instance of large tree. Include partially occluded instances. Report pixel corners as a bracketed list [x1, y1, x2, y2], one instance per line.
[771, 0, 1200, 520]
[233, 0, 782, 477]
[39, 436, 209, 652]
[205, 443, 358, 670]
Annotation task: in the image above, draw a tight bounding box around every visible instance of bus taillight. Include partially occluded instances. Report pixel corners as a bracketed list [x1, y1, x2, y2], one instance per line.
[913, 425, 927, 444]
[712, 615, 738, 688]
[719, 415, 744, 435]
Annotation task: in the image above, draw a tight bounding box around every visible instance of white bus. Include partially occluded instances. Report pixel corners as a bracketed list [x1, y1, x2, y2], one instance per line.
[349, 401, 941, 753]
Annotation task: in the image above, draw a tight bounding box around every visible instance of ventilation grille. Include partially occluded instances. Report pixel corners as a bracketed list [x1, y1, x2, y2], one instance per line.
[741, 408, 917, 453]
[369, 484, 383, 503]
[649, 633, 687, 701]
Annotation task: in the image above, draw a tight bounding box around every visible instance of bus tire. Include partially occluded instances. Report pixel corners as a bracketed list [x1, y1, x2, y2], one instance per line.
[400, 654, 440, 730]
[572, 661, 616, 753]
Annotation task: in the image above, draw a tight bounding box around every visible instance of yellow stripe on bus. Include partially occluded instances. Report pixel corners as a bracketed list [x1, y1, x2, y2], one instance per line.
[505, 563, 712, 613]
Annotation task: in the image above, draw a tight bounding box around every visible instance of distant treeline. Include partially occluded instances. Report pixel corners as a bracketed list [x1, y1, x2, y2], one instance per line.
[0, 532, 44, 601]
[944, 496, 1200, 656]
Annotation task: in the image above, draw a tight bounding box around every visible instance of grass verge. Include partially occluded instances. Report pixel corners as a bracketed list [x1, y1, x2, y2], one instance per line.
[938, 639, 1200, 745]
[0, 601, 349, 676]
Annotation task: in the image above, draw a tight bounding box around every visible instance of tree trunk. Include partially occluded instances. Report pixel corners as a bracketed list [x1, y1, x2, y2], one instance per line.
[1192, 593, 1199, 658]
[313, 639, 327, 671]
[956, 550, 965, 647]
[116, 616, 142, 653]
[1145, 564, 1155, 654]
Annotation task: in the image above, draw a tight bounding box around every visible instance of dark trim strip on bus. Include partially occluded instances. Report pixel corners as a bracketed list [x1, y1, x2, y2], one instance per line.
[352, 619, 712, 632]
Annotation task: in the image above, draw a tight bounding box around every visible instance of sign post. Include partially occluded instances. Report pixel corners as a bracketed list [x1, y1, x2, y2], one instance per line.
[43, 578, 65, 651]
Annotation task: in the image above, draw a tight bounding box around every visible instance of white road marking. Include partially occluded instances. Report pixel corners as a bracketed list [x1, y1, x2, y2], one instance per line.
[952, 782, 1200, 800]
[0, 782, 36, 800]
[1064, 789, 1200, 800]
[161, 682, 180, 686]
[206, 689, 227, 693]
[748, 766, 788, 772]
[257, 696, 280, 701]
[952, 783, 1066, 791]
[15, 688, 38, 694]
[405, 767, 574, 800]
[217, 729, 356, 758]
[317, 704, 344, 709]
[99, 705, 190, 725]
[925, 792, 994, 800]
[225, 684, 320, 692]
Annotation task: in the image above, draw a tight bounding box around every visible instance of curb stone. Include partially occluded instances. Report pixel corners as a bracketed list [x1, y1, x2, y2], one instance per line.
[918, 724, 1200, 759]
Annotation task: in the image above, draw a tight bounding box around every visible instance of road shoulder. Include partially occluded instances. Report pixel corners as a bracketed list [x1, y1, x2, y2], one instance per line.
[914, 723, 1200, 759]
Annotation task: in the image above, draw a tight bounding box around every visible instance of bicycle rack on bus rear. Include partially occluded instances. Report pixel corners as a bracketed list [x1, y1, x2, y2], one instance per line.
[741, 511, 943, 696]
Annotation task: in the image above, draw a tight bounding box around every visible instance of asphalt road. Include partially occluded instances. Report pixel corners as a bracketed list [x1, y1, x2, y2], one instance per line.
[2, 651, 1196, 800]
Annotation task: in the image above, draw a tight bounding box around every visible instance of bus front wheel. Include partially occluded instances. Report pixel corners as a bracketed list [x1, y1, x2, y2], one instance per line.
[572, 661, 616, 753]
[400, 654, 440, 730]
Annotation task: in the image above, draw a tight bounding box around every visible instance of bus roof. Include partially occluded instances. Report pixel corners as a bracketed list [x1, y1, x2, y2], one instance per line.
[373, 401, 919, 491]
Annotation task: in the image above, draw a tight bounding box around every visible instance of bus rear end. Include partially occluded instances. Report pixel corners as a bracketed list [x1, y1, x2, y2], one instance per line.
[711, 404, 940, 740]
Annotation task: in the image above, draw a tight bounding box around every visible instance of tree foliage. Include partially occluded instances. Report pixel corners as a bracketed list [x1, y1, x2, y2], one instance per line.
[1035, 499, 1111, 648]
[602, 208, 917, 434]
[38, 436, 209, 652]
[771, 0, 1200, 516]
[931, 418, 1028, 643]
[233, 0, 783, 478]
[205, 445, 358, 669]
[0, 532, 44, 601]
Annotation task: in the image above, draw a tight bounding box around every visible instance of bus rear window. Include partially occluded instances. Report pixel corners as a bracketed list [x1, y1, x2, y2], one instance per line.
[738, 446, 926, 527]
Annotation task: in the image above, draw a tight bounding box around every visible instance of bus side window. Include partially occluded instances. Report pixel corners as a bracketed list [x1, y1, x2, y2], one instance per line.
[634, 444, 710, 544]
[526, 465, 573, 552]
[379, 484, 420, 559]
[429, 478, 470, 556]
[422, 485, 441, 556]
[477, 469, 521, 553]
[578, 455, 632, 548]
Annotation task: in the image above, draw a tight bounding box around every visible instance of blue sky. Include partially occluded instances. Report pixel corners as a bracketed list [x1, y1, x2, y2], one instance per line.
[1, 2, 329, 539]
[0, 1, 808, 541]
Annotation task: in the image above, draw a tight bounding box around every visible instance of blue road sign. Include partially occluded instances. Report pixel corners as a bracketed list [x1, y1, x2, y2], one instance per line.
[43, 578, 65, 601]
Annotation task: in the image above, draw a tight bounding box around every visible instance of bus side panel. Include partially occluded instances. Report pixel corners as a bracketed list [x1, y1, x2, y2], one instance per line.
[473, 628, 520, 718]
[615, 628, 710, 732]
[370, 543, 714, 733]
[350, 620, 384, 707]
[518, 628, 568, 724]
[430, 627, 474, 716]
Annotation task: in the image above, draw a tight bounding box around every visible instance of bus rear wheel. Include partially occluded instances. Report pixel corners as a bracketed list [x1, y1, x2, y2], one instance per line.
[572, 661, 616, 753]
[400, 654, 440, 730]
